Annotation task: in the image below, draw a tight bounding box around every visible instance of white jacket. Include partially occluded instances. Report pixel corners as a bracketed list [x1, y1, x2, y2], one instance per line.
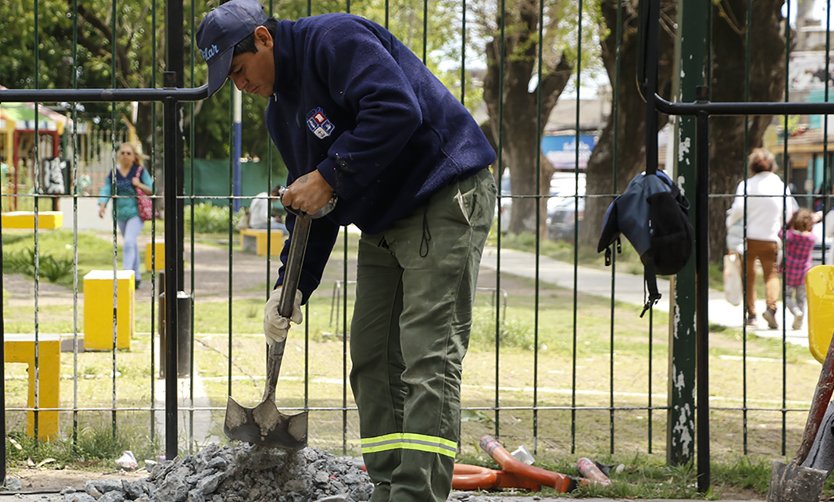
[727, 171, 797, 243]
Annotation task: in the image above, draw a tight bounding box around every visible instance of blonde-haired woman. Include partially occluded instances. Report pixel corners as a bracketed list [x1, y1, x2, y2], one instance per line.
[727, 148, 796, 329]
[97, 142, 154, 288]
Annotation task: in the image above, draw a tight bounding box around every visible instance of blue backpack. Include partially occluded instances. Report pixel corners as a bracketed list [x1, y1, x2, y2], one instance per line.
[597, 170, 694, 316]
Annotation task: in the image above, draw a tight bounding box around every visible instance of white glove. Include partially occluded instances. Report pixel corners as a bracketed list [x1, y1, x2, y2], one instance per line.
[264, 286, 303, 344]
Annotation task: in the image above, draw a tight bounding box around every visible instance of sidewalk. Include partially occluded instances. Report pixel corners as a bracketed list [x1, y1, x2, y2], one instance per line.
[480, 247, 810, 348]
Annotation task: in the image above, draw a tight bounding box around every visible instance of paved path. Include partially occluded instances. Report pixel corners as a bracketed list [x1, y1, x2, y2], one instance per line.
[480, 247, 810, 348]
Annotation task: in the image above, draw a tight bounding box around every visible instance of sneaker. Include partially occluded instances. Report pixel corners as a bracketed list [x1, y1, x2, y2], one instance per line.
[793, 313, 804, 331]
[746, 315, 757, 327]
[762, 308, 778, 330]
[135, 279, 141, 290]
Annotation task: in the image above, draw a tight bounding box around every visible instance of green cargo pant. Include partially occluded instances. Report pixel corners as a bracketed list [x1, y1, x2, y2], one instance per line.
[350, 168, 496, 502]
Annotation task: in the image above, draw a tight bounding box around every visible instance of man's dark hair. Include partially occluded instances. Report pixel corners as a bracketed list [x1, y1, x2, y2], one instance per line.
[233, 17, 279, 55]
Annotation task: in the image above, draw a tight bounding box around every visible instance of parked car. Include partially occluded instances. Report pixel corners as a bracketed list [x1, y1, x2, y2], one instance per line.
[547, 172, 586, 240]
[547, 196, 585, 240]
[497, 170, 587, 237]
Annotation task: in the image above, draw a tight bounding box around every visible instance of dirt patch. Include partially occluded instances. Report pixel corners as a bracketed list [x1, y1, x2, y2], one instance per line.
[10, 467, 146, 492]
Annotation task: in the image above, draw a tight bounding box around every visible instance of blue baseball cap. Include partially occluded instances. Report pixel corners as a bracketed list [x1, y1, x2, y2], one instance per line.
[197, 0, 268, 96]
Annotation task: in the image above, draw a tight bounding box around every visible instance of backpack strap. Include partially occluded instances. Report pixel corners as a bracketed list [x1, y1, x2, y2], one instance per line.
[604, 237, 623, 267]
[640, 261, 662, 318]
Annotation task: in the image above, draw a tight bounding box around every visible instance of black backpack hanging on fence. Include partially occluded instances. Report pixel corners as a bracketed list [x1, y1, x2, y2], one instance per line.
[597, 169, 694, 317]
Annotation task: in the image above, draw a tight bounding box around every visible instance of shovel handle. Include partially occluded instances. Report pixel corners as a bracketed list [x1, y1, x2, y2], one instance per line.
[278, 214, 311, 318]
[795, 330, 834, 464]
[263, 339, 286, 403]
[264, 214, 313, 403]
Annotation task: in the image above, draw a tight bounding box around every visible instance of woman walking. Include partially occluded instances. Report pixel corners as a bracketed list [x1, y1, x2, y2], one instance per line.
[97, 142, 154, 288]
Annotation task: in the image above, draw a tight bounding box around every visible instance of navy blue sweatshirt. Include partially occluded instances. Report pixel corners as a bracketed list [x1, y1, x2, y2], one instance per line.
[268, 13, 496, 300]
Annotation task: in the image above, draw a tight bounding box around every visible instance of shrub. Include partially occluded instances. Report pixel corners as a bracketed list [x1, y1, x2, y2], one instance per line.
[2, 248, 74, 283]
[184, 203, 245, 233]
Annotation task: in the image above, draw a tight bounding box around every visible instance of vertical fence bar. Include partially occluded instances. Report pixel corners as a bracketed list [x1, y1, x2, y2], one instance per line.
[494, 0, 506, 442]
[607, 0, 622, 455]
[164, 0, 185, 461]
[0, 144, 5, 485]
[32, 0, 42, 445]
[163, 82, 180, 461]
[227, 87, 235, 400]
[342, 230, 348, 454]
[824, 0, 832, 266]
[70, 0, 80, 448]
[780, 0, 793, 458]
[150, 0, 159, 446]
[740, 0, 752, 457]
[188, 0, 197, 455]
[108, 0, 120, 440]
[531, 0, 547, 456]
[695, 87, 710, 493]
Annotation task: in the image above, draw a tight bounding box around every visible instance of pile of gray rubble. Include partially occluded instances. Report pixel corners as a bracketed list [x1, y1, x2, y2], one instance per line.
[62, 444, 373, 502]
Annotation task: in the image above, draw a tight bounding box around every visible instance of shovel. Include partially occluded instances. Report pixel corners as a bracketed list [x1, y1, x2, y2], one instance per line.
[767, 329, 834, 502]
[223, 198, 321, 449]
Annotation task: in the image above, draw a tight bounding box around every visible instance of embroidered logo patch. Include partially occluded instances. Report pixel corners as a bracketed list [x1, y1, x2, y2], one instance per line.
[306, 107, 335, 139]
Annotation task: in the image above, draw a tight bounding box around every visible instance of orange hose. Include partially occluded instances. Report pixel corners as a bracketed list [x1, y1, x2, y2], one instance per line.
[454, 464, 492, 475]
[479, 435, 576, 493]
[452, 463, 541, 491]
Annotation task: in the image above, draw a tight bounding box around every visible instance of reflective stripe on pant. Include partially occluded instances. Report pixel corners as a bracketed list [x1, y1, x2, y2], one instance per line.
[350, 168, 496, 502]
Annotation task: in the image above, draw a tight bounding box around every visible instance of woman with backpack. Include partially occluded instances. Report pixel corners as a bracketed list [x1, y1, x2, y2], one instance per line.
[97, 141, 154, 289]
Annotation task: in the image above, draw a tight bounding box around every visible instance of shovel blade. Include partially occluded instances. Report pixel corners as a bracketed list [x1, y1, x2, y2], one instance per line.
[767, 460, 827, 502]
[223, 396, 308, 449]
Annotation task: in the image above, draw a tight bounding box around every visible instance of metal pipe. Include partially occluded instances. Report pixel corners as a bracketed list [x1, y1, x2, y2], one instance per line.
[695, 86, 711, 492]
[656, 92, 834, 116]
[0, 86, 207, 103]
[163, 79, 181, 462]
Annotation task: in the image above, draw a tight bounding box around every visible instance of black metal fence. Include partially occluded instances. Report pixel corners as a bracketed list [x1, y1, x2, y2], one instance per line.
[1, 0, 833, 494]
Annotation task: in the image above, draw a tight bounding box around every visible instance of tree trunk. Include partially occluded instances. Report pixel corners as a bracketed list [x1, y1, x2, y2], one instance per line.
[708, 0, 786, 261]
[582, 0, 785, 266]
[581, 0, 676, 248]
[482, 0, 572, 237]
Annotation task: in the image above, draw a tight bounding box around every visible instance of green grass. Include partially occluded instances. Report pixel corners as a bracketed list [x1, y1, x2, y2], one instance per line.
[6, 421, 161, 471]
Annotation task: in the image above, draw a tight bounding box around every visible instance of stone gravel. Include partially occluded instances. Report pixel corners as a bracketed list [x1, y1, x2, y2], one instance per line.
[61, 444, 374, 502]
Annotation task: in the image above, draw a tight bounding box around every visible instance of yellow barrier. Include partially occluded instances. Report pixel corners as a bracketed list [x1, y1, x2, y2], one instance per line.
[5, 334, 60, 440]
[807, 265, 834, 364]
[1, 211, 63, 230]
[83, 270, 135, 351]
[240, 228, 286, 256]
[144, 240, 165, 272]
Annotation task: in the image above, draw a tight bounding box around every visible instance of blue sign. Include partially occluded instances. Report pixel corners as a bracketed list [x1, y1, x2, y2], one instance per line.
[541, 134, 596, 170]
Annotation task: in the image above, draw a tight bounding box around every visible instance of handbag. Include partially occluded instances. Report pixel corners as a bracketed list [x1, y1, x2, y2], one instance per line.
[723, 253, 742, 307]
[133, 165, 154, 222]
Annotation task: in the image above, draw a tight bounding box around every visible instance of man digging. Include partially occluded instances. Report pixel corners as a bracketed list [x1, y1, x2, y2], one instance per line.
[197, 1, 496, 500]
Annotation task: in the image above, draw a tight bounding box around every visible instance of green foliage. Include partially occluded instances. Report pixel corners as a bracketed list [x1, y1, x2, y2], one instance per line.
[3, 248, 75, 283]
[2, 230, 118, 288]
[184, 203, 245, 234]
